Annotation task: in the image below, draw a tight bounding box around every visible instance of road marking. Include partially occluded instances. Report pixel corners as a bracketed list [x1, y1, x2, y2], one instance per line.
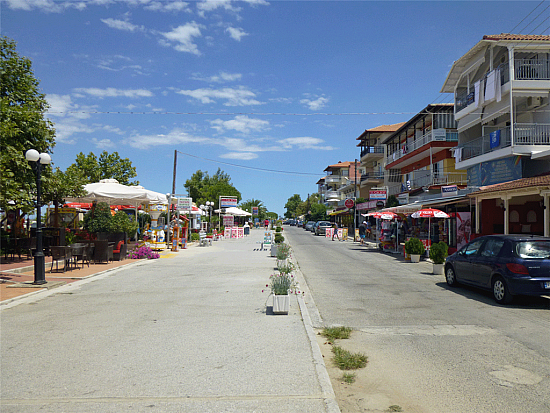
[358, 325, 495, 336]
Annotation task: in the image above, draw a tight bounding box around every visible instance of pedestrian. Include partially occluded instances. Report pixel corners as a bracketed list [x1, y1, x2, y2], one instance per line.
[264, 219, 269, 230]
[332, 222, 339, 241]
[358, 221, 367, 245]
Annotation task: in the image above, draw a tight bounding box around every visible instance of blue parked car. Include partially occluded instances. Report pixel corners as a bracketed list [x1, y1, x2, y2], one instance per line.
[445, 235, 550, 304]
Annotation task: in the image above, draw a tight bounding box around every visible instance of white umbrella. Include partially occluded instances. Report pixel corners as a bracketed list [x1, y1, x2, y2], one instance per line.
[214, 206, 252, 216]
[66, 179, 150, 206]
[134, 186, 168, 204]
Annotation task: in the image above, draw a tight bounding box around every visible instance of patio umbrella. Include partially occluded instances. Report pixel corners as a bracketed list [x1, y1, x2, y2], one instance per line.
[411, 208, 450, 246]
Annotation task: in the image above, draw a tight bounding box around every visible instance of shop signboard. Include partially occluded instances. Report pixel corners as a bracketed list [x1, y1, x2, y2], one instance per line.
[456, 212, 471, 250]
[432, 128, 446, 141]
[220, 196, 238, 208]
[356, 200, 378, 210]
[467, 156, 522, 186]
[252, 207, 259, 216]
[177, 197, 192, 210]
[369, 189, 387, 200]
[344, 198, 355, 208]
[397, 193, 409, 204]
[223, 215, 235, 227]
[441, 185, 458, 198]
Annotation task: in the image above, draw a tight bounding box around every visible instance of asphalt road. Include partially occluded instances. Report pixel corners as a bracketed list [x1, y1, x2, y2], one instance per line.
[285, 226, 550, 413]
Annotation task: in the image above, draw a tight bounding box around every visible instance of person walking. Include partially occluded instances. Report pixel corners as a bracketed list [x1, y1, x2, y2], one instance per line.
[264, 219, 269, 230]
[366, 220, 372, 240]
[358, 221, 367, 245]
[332, 222, 340, 241]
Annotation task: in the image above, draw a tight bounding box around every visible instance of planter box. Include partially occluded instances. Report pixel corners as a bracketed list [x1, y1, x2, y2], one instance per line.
[272, 294, 289, 314]
[433, 263, 445, 275]
[270, 243, 279, 257]
[410, 254, 421, 263]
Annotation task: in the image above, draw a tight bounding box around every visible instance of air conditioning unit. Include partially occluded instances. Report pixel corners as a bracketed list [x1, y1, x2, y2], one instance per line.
[526, 96, 542, 109]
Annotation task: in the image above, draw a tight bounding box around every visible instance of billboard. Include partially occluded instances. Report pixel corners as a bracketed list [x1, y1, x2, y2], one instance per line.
[220, 197, 238, 208]
[369, 190, 387, 200]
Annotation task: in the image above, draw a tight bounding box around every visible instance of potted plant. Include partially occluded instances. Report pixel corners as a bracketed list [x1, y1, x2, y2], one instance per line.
[266, 272, 297, 315]
[276, 243, 291, 266]
[429, 241, 448, 274]
[270, 233, 285, 257]
[405, 237, 425, 263]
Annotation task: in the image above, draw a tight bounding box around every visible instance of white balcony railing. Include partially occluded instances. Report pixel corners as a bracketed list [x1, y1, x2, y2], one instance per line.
[458, 123, 550, 162]
[325, 191, 343, 201]
[325, 175, 348, 184]
[386, 130, 458, 165]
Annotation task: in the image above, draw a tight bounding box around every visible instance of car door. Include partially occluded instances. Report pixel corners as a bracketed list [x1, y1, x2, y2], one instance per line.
[474, 237, 506, 288]
[455, 238, 486, 284]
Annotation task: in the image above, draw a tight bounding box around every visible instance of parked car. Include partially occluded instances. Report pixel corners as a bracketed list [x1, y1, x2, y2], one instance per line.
[445, 235, 550, 304]
[315, 221, 332, 236]
[311, 222, 319, 233]
[289, 219, 297, 226]
[305, 221, 316, 231]
[296, 220, 303, 228]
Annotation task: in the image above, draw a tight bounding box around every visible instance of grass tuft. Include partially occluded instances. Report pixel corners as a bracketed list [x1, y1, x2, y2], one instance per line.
[322, 326, 352, 342]
[332, 345, 368, 370]
[387, 405, 403, 412]
[341, 372, 356, 384]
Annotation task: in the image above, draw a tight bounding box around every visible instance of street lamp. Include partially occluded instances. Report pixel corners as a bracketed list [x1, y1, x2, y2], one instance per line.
[200, 201, 213, 232]
[25, 149, 51, 285]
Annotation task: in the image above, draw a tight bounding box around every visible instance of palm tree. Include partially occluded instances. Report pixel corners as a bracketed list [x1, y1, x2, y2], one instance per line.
[239, 199, 267, 220]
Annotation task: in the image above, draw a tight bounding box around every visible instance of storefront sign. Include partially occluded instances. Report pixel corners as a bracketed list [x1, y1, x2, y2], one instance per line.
[356, 200, 378, 210]
[223, 215, 235, 227]
[177, 197, 192, 210]
[397, 193, 409, 204]
[252, 207, 259, 216]
[220, 197, 238, 208]
[467, 156, 522, 186]
[369, 190, 387, 200]
[344, 198, 355, 208]
[441, 185, 458, 197]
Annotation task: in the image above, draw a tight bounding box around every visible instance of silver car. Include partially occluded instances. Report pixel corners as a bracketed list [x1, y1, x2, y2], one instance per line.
[315, 221, 332, 236]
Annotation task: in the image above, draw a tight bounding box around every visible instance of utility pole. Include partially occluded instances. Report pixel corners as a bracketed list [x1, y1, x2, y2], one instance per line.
[167, 149, 177, 248]
[354, 159, 358, 240]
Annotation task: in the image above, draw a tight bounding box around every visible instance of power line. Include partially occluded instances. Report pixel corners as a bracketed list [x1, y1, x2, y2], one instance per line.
[510, 0, 547, 33]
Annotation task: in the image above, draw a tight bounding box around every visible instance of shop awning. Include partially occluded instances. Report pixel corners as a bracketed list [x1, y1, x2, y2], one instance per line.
[328, 208, 350, 216]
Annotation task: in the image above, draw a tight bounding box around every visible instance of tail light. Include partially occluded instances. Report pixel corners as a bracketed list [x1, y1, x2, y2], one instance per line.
[506, 263, 529, 275]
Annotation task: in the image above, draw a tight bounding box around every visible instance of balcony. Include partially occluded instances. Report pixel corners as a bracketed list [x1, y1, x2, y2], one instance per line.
[360, 172, 385, 183]
[325, 175, 348, 184]
[458, 123, 550, 162]
[386, 130, 458, 166]
[409, 172, 467, 189]
[325, 191, 343, 201]
[360, 146, 384, 159]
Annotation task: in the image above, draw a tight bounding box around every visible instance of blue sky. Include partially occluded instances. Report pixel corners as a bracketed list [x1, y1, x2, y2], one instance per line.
[2, 0, 544, 215]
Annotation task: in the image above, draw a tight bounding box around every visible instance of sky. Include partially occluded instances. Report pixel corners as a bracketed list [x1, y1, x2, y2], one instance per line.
[2, 0, 547, 215]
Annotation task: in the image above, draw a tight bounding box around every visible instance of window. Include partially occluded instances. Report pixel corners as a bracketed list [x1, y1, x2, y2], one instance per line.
[463, 239, 485, 256]
[515, 241, 550, 259]
[480, 238, 505, 257]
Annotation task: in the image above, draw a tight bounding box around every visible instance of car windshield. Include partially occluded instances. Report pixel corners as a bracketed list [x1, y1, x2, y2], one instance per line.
[515, 241, 550, 259]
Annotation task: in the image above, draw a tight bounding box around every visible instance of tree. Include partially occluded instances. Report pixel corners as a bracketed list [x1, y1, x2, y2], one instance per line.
[240, 199, 267, 220]
[67, 151, 138, 185]
[42, 166, 87, 227]
[284, 194, 302, 219]
[184, 168, 241, 209]
[386, 195, 399, 208]
[309, 203, 327, 221]
[0, 36, 56, 214]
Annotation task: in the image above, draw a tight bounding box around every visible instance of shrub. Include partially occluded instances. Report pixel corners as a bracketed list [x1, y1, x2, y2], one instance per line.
[82, 202, 112, 234]
[274, 233, 284, 243]
[268, 272, 296, 295]
[429, 241, 448, 264]
[190, 232, 200, 241]
[276, 243, 291, 260]
[129, 245, 160, 259]
[405, 237, 425, 255]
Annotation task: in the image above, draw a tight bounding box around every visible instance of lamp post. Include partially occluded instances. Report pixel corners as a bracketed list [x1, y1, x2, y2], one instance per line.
[166, 193, 172, 248]
[200, 201, 213, 232]
[25, 149, 51, 285]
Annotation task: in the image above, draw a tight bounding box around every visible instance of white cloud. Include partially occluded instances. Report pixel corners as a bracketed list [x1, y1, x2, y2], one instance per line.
[73, 87, 153, 98]
[197, 0, 240, 15]
[91, 138, 116, 149]
[177, 86, 263, 106]
[220, 152, 258, 160]
[300, 96, 329, 110]
[101, 18, 145, 32]
[210, 115, 269, 133]
[144, 1, 191, 12]
[192, 71, 242, 83]
[278, 137, 335, 150]
[160, 22, 203, 55]
[127, 128, 212, 150]
[225, 27, 248, 41]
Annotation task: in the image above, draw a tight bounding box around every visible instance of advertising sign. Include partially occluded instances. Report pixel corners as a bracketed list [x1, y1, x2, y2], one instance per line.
[252, 207, 259, 216]
[220, 197, 238, 208]
[177, 197, 192, 210]
[223, 215, 235, 227]
[369, 190, 387, 200]
[441, 185, 458, 198]
[344, 198, 355, 208]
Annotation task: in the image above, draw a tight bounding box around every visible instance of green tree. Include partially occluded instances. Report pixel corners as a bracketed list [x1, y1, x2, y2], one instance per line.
[82, 202, 112, 234]
[239, 199, 267, 219]
[42, 166, 87, 227]
[184, 168, 241, 208]
[386, 195, 399, 208]
[0, 36, 56, 214]
[309, 203, 327, 221]
[284, 194, 302, 219]
[67, 151, 138, 185]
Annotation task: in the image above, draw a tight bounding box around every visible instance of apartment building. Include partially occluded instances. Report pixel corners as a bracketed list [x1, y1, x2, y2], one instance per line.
[381, 104, 465, 202]
[318, 161, 362, 206]
[441, 33, 550, 236]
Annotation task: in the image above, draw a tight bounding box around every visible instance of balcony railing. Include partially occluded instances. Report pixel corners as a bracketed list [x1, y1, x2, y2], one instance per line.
[386, 130, 458, 165]
[409, 172, 467, 188]
[458, 123, 550, 162]
[325, 191, 342, 201]
[361, 172, 385, 182]
[360, 146, 384, 158]
[325, 175, 348, 184]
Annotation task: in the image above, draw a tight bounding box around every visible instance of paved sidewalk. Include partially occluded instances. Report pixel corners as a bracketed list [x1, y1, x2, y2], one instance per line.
[1, 230, 339, 413]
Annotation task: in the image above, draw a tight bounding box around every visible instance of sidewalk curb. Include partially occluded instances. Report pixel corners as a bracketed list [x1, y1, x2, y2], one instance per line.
[0, 259, 150, 310]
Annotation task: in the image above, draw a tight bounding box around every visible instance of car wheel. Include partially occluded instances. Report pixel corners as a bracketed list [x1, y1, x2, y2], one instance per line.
[445, 266, 458, 286]
[492, 276, 513, 304]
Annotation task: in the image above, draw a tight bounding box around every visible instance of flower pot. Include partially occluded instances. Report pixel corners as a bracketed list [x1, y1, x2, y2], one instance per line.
[276, 258, 288, 268]
[433, 263, 445, 275]
[410, 254, 421, 263]
[272, 294, 290, 314]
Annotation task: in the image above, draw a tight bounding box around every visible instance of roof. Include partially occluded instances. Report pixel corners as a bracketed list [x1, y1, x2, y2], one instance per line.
[441, 33, 550, 93]
[482, 33, 550, 41]
[468, 174, 550, 196]
[356, 122, 406, 145]
[324, 161, 353, 170]
[380, 104, 455, 144]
